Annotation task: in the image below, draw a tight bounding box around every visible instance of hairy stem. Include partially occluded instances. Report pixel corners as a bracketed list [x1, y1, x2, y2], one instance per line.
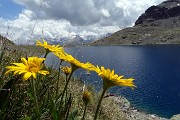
[82, 104, 87, 120]
[94, 89, 106, 120]
[31, 79, 40, 119]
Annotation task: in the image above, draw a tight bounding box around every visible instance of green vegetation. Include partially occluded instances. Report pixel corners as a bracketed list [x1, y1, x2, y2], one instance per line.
[0, 40, 135, 120]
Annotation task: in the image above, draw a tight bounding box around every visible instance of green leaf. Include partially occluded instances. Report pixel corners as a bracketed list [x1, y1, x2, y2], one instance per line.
[0, 78, 17, 109]
[20, 115, 32, 120]
[68, 109, 78, 120]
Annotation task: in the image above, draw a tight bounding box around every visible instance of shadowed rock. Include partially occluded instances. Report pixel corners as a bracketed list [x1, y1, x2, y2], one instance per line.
[135, 0, 180, 25]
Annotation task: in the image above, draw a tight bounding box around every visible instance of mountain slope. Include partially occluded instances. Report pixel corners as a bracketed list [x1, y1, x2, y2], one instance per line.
[91, 0, 180, 45]
[0, 35, 14, 46]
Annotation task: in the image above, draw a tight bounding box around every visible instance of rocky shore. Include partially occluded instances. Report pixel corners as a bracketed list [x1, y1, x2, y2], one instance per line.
[107, 96, 178, 120]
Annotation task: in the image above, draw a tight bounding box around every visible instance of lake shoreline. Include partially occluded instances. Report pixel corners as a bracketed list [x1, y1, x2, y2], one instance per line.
[88, 43, 180, 47]
[107, 95, 169, 120]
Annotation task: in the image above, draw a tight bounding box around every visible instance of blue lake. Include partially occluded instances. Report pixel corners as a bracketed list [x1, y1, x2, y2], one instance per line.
[45, 45, 180, 118]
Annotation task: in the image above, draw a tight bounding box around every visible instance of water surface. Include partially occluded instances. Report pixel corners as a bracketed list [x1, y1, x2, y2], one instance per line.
[46, 45, 180, 118]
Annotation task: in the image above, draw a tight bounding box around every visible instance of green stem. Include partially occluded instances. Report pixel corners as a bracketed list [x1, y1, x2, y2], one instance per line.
[31, 79, 40, 119]
[56, 60, 63, 96]
[94, 89, 106, 120]
[43, 49, 49, 58]
[82, 104, 87, 120]
[65, 75, 68, 101]
[59, 70, 74, 109]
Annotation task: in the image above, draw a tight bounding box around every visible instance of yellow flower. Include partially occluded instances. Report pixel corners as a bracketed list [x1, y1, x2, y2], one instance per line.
[5, 57, 49, 80]
[61, 66, 71, 75]
[55, 52, 96, 71]
[95, 66, 136, 90]
[36, 39, 65, 54]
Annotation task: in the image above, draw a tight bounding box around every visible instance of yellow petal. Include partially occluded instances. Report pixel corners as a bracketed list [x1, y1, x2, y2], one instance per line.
[23, 72, 32, 80]
[38, 70, 49, 75]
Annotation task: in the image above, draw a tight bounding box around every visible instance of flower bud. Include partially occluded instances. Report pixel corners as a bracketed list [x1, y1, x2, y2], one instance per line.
[82, 90, 91, 105]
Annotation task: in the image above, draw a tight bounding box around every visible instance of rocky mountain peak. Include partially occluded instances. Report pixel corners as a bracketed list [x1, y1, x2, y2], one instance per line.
[135, 0, 180, 25]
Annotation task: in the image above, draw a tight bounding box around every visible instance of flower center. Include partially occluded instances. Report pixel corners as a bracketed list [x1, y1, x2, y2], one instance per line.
[28, 65, 40, 73]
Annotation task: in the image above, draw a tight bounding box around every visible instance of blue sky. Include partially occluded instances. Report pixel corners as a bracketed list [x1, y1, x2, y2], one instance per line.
[0, 0, 24, 19]
[0, 0, 165, 44]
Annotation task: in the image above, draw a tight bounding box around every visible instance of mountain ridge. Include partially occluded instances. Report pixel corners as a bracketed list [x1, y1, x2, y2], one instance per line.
[43, 33, 112, 47]
[0, 35, 14, 46]
[91, 0, 180, 46]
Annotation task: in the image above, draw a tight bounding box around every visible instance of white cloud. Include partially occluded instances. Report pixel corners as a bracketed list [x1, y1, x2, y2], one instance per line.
[13, 0, 165, 26]
[0, 0, 165, 44]
[0, 9, 120, 44]
[101, 9, 110, 17]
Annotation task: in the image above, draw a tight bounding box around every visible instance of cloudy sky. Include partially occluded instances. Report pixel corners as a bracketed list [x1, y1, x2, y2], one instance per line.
[0, 0, 165, 44]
